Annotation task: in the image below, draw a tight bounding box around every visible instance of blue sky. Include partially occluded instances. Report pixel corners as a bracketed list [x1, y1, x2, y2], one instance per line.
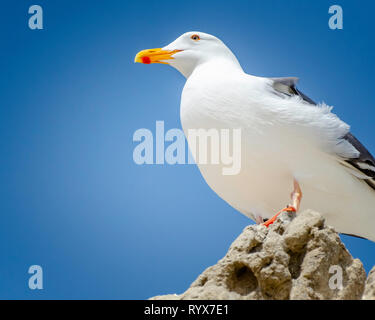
[0, 0, 374, 299]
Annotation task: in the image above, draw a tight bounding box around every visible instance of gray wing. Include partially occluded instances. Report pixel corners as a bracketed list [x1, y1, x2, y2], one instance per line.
[271, 77, 375, 191]
[334, 133, 375, 240]
[271, 77, 317, 105]
[342, 133, 375, 191]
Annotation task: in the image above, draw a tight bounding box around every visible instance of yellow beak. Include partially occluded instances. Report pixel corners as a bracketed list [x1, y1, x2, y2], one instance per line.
[134, 48, 181, 64]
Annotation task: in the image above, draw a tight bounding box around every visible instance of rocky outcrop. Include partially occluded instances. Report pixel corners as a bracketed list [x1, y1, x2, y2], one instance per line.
[363, 266, 375, 300]
[151, 210, 373, 300]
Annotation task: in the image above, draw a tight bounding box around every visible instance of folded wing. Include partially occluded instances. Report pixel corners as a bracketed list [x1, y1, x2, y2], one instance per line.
[271, 77, 375, 192]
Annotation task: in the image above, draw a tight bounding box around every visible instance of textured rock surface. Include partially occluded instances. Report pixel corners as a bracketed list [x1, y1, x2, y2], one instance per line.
[363, 266, 375, 300]
[151, 210, 373, 300]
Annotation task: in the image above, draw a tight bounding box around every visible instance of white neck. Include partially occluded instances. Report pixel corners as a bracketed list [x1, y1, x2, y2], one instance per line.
[189, 58, 244, 80]
[172, 50, 244, 79]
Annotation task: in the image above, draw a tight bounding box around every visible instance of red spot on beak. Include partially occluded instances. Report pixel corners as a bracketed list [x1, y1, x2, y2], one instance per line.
[142, 56, 151, 64]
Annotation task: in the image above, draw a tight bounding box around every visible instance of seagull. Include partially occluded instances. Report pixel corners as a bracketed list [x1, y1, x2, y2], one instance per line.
[135, 31, 375, 242]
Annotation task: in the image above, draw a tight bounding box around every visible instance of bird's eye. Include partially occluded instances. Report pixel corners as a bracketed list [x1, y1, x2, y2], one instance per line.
[191, 34, 200, 41]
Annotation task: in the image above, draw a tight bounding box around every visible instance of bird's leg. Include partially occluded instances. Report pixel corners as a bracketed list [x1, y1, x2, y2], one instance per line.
[291, 179, 302, 211]
[263, 179, 302, 227]
[255, 215, 264, 225]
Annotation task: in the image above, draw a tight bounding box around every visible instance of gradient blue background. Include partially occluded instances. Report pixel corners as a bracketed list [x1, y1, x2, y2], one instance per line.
[1, 0, 374, 299]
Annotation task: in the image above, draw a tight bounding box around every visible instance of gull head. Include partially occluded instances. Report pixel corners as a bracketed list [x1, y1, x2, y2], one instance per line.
[134, 31, 241, 78]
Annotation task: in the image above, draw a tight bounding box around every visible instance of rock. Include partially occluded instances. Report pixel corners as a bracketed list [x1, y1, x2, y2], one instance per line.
[363, 266, 375, 300]
[151, 210, 371, 300]
[150, 294, 180, 300]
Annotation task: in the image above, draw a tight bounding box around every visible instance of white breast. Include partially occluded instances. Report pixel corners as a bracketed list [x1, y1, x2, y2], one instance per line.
[180, 68, 292, 219]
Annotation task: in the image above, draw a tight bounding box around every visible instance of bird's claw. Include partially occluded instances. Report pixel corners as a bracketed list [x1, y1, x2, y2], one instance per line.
[262, 206, 297, 228]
